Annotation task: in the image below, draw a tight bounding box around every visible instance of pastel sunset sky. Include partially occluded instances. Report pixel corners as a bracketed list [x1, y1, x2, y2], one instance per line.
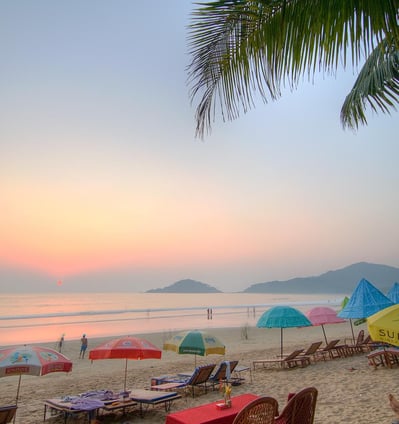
[1, 1, 398, 292]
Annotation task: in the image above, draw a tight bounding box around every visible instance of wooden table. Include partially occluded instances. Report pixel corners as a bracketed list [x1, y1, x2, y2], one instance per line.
[164, 393, 259, 424]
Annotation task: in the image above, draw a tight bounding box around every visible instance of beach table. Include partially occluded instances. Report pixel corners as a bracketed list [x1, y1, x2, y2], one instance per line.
[164, 393, 259, 424]
[129, 389, 181, 416]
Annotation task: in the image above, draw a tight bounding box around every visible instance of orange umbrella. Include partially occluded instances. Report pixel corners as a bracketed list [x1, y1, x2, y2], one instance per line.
[89, 336, 161, 391]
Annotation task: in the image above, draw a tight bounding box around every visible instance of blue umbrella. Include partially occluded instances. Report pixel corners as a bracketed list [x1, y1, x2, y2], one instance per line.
[387, 282, 399, 304]
[338, 278, 394, 319]
[257, 305, 312, 357]
[338, 278, 394, 343]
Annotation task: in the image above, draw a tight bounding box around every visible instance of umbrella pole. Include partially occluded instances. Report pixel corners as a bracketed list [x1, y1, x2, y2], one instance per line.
[280, 328, 283, 358]
[321, 325, 328, 345]
[15, 374, 22, 405]
[350, 319, 356, 344]
[124, 358, 128, 392]
[13, 374, 22, 424]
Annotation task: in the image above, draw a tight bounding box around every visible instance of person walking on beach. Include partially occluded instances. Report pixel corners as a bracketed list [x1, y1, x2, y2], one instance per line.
[58, 334, 65, 353]
[79, 334, 88, 359]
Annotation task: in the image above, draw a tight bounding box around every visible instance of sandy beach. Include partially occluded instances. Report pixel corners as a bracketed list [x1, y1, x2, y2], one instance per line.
[1, 323, 397, 424]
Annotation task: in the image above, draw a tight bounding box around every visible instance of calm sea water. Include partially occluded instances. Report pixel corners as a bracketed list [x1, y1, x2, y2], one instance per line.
[0, 292, 345, 346]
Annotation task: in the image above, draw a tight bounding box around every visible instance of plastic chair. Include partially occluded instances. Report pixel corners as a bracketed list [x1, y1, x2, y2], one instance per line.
[232, 396, 278, 424]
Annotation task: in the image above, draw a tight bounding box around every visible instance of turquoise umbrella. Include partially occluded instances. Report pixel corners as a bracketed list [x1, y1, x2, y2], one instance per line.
[257, 306, 312, 357]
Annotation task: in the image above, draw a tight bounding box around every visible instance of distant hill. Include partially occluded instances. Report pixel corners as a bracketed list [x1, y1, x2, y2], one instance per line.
[146, 279, 222, 293]
[243, 262, 399, 294]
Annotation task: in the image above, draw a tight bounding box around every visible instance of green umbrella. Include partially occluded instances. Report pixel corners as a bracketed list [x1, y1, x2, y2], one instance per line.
[163, 330, 225, 367]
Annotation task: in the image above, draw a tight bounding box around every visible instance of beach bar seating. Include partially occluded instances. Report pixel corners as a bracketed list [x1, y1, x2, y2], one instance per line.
[252, 349, 310, 370]
[232, 396, 278, 424]
[0, 405, 17, 424]
[275, 386, 318, 424]
[165, 393, 260, 424]
[150, 364, 216, 397]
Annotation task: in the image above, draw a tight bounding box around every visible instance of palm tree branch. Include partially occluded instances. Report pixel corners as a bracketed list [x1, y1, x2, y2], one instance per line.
[187, 0, 399, 138]
[341, 40, 399, 129]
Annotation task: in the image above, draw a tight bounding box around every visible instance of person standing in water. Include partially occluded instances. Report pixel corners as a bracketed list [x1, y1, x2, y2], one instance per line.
[79, 334, 88, 359]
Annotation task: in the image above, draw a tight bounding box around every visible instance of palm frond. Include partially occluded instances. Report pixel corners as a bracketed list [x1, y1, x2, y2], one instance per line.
[341, 40, 399, 129]
[187, 0, 399, 138]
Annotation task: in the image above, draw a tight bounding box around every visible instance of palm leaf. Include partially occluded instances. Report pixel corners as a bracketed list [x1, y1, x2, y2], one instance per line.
[188, 0, 399, 138]
[341, 40, 399, 129]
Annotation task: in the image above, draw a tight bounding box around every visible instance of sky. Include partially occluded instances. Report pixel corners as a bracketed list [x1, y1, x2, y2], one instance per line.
[1, 1, 398, 293]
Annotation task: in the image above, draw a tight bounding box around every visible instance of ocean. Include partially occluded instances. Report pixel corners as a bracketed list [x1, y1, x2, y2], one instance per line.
[0, 292, 345, 346]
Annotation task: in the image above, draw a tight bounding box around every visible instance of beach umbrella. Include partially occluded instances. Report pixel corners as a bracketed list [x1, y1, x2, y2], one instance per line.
[89, 336, 161, 391]
[338, 278, 394, 343]
[0, 345, 72, 408]
[163, 330, 225, 367]
[367, 304, 399, 347]
[256, 306, 312, 357]
[387, 282, 399, 304]
[306, 306, 346, 344]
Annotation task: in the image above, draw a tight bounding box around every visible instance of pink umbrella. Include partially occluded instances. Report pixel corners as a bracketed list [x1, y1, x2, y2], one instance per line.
[89, 336, 162, 391]
[306, 306, 346, 344]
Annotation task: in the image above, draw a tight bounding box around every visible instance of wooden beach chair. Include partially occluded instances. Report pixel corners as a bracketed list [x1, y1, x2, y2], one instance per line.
[252, 349, 310, 370]
[296, 341, 323, 363]
[150, 364, 216, 397]
[0, 405, 17, 424]
[313, 339, 342, 360]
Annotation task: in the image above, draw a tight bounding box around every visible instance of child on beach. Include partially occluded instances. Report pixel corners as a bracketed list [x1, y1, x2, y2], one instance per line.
[79, 334, 88, 359]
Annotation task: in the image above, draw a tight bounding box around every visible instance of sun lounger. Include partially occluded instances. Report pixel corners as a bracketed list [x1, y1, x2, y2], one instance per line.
[0, 405, 17, 424]
[207, 360, 239, 389]
[44, 390, 137, 423]
[252, 349, 310, 370]
[150, 364, 216, 397]
[128, 389, 181, 416]
[44, 398, 104, 423]
[296, 341, 323, 363]
[313, 339, 343, 360]
[367, 347, 399, 369]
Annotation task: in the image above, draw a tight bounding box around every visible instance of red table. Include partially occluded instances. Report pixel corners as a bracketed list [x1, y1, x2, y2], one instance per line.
[165, 393, 259, 424]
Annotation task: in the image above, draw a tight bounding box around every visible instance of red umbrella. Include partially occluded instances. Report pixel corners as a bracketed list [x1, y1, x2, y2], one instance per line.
[89, 336, 162, 391]
[0, 345, 72, 406]
[306, 306, 346, 344]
